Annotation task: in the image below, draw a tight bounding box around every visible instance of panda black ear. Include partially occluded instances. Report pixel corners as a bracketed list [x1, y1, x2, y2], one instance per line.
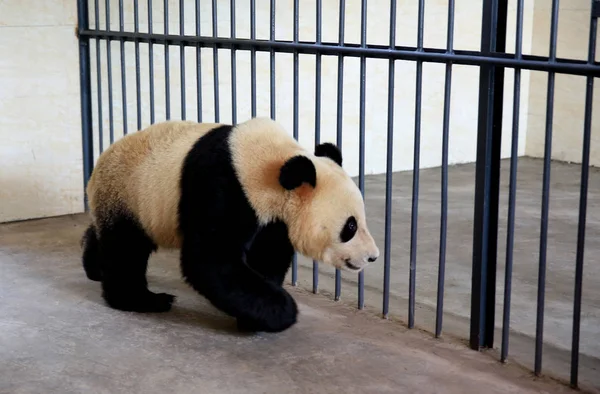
[314, 142, 342, 166]
[279, 155, 317, 190]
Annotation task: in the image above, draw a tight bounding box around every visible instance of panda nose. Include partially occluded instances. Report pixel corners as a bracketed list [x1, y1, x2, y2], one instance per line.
[368, 256, 377, 263]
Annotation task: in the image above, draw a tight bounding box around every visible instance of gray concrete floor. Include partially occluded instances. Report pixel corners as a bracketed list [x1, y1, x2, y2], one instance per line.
[296, 157, 600, 391]
[1, 157, 598, 393]
[0, 209, 585, 393]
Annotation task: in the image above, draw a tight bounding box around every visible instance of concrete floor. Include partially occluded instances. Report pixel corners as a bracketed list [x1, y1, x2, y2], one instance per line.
[296, 157, 600, 391]
[0, 212, 582, 393]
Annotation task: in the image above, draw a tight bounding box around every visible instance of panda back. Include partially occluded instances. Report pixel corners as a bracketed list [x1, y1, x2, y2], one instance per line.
[87, 121, 222, 249]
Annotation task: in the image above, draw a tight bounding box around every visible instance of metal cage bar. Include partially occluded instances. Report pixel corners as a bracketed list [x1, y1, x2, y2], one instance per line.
[195, 0, 202, 122]
[570, 7, 598, 388]
[501, 0, 525, 364]
[211, 0, 219, 122]
[119, 0, 128, 134]
[408, 0, 425, 330]
[534, 0, 560, 376]
[179, 0, 186, 120]
[313, 0, 323, 295]
[76, 0, 94, 208]
[164, 0, 170, 120]
[382, 0, 397, 319]
[435, 0, 455, 339]
[469, 0, 507, 351]
[334, 0, 346, 301]
[291, 0, 299, 288]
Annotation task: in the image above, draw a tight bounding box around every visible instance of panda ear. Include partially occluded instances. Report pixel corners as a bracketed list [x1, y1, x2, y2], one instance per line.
[314, 142, 342, 166]
[279, 155, 317, 190]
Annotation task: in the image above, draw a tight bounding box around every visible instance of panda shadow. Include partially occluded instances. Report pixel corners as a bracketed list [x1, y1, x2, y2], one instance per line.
[65, 273, 258, 338]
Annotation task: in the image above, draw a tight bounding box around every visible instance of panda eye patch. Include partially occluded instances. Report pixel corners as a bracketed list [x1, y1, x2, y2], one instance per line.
[340, 216, 358, 243]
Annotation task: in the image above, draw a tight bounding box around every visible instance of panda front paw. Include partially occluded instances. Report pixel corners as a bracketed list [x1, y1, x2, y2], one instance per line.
[237, 289, 298, 333]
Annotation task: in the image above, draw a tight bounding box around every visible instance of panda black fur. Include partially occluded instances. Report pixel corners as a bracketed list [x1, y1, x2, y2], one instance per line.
[81, 117, 379, 333]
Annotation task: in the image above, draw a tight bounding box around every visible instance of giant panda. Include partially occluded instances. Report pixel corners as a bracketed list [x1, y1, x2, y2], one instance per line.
[81, 117, 379, 332]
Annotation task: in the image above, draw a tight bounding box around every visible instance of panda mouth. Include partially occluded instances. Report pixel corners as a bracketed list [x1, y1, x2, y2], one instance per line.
[344, 260, 361, 271]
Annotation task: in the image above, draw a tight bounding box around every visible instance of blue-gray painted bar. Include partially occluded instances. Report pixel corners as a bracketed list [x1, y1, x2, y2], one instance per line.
[195, 0, 202, 122]
[94, 0, 104, 153]
[535, 0, 560, 377]
[436, 0, 455, 338]
[570, 10, 597, 389]
[501, 0, 525, 364]
[77, 0, 94, 209]
[382, 0, 397, 318]
[313, 0, 322, 294]
[230, 0, 237, 124]
[164, 0, 170, 120]
[470, 0, 507, 350]
[357, 0, 367, 310]
[180, 0, 186, 120]
[78, 30, 600, 77]
[211, 0, 219, 122]
[148, 0, 155, 124]
[105, 0, 114, 144]
[409, 0, 425, 329]
[119, 0, 128, 134]
[334, 0, 346, 301]
[134, 0, 142, 130]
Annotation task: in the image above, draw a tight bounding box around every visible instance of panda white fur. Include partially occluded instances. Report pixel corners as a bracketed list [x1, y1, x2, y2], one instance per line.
[81, 117, 379, 332]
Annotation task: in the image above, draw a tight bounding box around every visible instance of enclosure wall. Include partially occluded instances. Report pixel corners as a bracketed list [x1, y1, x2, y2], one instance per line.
[0, 0, 85, 222]
[525, 0, 600, 164]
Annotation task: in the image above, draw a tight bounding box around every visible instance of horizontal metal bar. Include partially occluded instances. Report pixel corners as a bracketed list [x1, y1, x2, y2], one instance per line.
[79, 30, 600, 77]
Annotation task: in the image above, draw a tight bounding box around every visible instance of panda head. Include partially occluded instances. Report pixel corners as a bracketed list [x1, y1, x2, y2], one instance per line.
[279, 142, 380, 273]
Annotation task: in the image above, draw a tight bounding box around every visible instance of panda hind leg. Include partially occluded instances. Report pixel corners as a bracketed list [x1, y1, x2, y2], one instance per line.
[81, 224, 102, 281]
[98, 216, 175, 313]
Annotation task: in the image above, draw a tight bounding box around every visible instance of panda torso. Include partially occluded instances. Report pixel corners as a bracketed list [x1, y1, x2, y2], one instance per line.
[86, 119, 303, 250]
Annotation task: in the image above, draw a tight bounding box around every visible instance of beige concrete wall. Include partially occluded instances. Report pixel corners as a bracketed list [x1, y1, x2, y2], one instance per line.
[0, 0, 84, 222]
[525, 0, 600, 165]
[2, 0, 535, 223]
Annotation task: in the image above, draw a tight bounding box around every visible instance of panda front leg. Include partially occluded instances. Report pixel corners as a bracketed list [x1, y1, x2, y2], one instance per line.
[98, 216, 175, 313]
[245, 220, 295, 287]
[180, 233, 298, 333]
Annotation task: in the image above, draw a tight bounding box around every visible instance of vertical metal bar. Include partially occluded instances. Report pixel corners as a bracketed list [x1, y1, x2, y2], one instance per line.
[334, 0, 346, 301]
[382, 0, 397, 318]
[196, 0, 202, 122]
[357, 0, 367, 310]
[180, 0, 186, 120]
[436, 0, 455, 338]
[313, 0, 323, 295]
[134, 0, 142, 130]
[230, 0, 237, 124]
[535, 0, 560, 377]
[94, 0, 104, 153]
[212, 0, 220, 122]
[119, 0, 128, 135]
[469, 0, 507, 350]
[164, 0, 171, 120]
[250, 0, 256, 118]
[409, 0, 425, 329]
[291, 0, 299, 287]
[148, 0, 155, 124]
[501, 0, 524, 363]
[570, 11, 597, 389]
[105, 0, 114, 143]
[77, 0, 94, 209]
[269, 0, 276, 120]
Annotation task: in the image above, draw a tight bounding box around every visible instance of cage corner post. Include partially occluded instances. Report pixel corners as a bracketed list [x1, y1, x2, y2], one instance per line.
[469, 0, 507, 351]
[77, 0, 95, 212]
